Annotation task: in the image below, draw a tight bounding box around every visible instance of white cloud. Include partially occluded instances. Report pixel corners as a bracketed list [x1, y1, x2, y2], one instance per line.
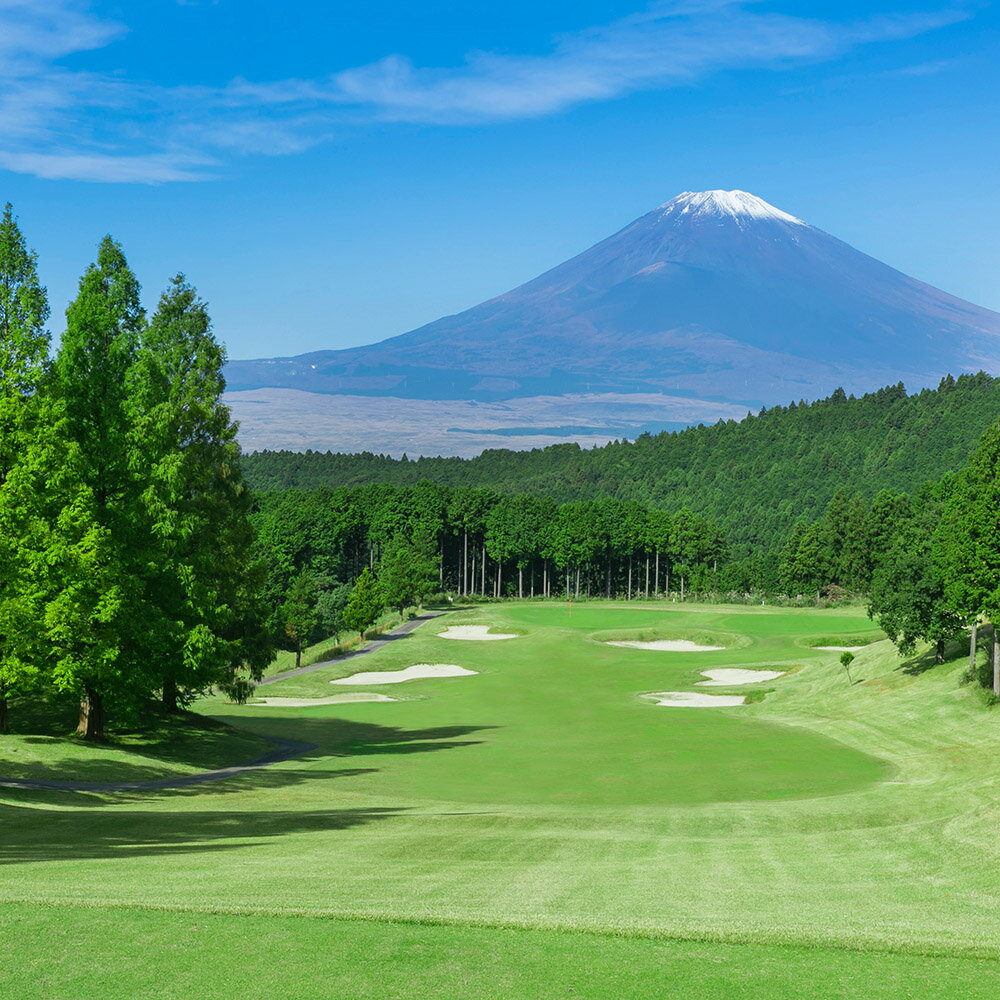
[0, 0, 976, 183]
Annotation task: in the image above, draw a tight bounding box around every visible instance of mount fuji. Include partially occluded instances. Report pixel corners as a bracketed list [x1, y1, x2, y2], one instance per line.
[225, 190, 1000, 455]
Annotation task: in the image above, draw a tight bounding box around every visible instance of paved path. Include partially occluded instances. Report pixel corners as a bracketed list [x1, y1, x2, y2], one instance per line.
[0, 737, 315, 793]
[259, 609, 451, 687]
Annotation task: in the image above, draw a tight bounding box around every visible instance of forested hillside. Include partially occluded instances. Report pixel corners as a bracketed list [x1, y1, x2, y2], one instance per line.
[243, 374, 1000, 555]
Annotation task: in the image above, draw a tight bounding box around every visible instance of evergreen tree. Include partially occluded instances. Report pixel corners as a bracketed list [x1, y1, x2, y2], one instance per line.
[315, 580, 351, 643]
[280, 570, 319, 669]
[131, 275, 271, 708]
[10, 237, 147, 739]
[381, 529, 438, 616]
[343, 568, 384, 639]
[0, 204, 50, 732]
[938, 421, 1000, 694]
[870, 481, 963, 662]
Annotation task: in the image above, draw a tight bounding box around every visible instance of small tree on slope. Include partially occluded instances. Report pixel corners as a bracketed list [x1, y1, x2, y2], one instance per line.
[343, 568, 385, 640]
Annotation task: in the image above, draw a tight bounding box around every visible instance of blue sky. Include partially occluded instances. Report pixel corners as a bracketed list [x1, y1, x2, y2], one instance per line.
[1, 0, 997, 359]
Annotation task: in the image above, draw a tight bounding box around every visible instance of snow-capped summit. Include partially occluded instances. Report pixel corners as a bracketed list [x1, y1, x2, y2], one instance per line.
[660, 190, 805, 226]
[227, 189, 1000, 418]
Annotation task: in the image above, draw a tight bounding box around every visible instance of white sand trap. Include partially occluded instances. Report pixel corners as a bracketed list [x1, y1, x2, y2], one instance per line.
[814, 645, 868, 653]
[251, 693, 397, 707]
[607, 639, 724, 652]
[697, 668, 785, 686]
[645, 691, 746, 707]
[331, 664, 477, 686]
[438, 625, 517, 641]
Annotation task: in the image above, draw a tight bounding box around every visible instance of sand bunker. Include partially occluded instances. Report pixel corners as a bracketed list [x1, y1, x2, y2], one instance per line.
[814, 645, 868, 653]
[645, 691, 746, 707]
[251, 693, 396, 707]
[438, 625, 517, 641]
[330, 664, 477, 685]
[697, 668, 785, 686]
[606, 639, 724, 652]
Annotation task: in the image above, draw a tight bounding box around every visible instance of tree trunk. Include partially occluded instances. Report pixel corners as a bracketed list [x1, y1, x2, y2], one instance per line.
[496, 563, 501, 599]
[935, 638, 945, 665]
[665, 569, 670, 598]
[543, 561, 548, 598]
[77, 686, 105, 741]
[655, 550, 660, 596]
[575, 566, 581, 599]
[645, 557, 650, 598]
[627, 558, 633, 600]
[295, 646, 302, 669]
[463, 530, 468, 596]
[481, 544, 486, 594]
[680, 576, 685, 602]
[969, 622, 978, 676]
[0, 689, 8, 735]
[605, 557, 611, 599]
[518, 566, 524, 599]
[471, 553, 477, 596]
[162, 675, 179, 713]
[994, 625, 1000, 697]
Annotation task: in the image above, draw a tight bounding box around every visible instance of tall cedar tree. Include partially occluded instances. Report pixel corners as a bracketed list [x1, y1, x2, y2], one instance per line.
[10, 238, 147, 739]
[131, 276, 272, 707]
[343, 568, 384, 639]
[0, 205, 50, 732]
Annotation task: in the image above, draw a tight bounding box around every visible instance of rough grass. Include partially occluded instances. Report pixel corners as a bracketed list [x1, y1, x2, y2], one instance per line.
[2, 601, 999, 996]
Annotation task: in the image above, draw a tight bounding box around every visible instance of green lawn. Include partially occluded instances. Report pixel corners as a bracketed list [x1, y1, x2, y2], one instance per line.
[2, 601, 999, 996]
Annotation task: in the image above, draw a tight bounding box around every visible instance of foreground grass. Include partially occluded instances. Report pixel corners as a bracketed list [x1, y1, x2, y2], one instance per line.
[3, 903, 997, 1000]
[2, 601, 999, 996]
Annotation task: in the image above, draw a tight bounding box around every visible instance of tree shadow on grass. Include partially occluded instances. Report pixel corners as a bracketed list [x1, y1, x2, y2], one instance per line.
[211, 715, 497, 762]
[0, 717, 497, 803]
[900, 636, 969, 676]
[0, 802, 404, 864]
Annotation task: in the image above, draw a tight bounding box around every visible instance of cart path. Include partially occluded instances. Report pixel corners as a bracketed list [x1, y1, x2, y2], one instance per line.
[259, 609, 451, 687]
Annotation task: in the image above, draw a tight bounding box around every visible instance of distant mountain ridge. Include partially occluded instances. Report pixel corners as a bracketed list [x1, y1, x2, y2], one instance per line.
[226, 190, 1000, 407]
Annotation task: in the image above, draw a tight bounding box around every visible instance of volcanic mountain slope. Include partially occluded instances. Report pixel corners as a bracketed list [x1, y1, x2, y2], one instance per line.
[226, 190, 1000, 406]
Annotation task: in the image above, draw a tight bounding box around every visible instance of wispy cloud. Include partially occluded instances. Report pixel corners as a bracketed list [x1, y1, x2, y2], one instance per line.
[0, 0, 976, 183]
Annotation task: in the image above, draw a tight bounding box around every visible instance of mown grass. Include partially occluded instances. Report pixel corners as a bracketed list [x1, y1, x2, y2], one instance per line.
[2, 601, 999, 995]
[3, 902, 998, 1000]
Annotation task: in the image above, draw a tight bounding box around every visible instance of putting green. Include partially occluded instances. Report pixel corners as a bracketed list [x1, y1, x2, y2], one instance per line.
[2, 600, 999, 992]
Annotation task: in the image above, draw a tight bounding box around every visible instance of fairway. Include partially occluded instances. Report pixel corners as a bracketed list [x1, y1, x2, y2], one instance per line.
[3, 602, 1000, 997]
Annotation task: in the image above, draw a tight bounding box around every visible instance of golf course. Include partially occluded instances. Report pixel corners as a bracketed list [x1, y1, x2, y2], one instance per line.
[2, 601, 999, 998]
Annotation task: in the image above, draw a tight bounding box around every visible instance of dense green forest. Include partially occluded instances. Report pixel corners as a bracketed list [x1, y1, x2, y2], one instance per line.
[243, 375, 1000, 556]
[253, 485, 726, 643]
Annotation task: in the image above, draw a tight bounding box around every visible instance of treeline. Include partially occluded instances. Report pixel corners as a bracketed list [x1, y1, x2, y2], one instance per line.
[243, 375, 1000, 557]
[253, 484, 727, 650]
[776, 422, 1000, 696]
[0, 206, 268, 739]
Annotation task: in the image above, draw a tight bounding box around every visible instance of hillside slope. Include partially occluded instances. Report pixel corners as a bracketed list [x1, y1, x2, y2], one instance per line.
[242, 373, 1000, 554]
